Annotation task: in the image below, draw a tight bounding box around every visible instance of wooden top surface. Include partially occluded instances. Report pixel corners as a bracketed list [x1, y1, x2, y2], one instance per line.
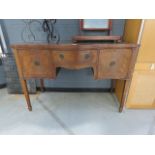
[11, 43, 139, 51]
[73, 35, 122, 42]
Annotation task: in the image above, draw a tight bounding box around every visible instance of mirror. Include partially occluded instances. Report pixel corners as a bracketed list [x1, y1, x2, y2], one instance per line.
[80, 19, 112, 31]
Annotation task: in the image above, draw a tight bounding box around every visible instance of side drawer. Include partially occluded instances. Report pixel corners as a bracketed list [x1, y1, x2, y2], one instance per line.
[17, 50, 55, 78]
[97, 49, 132, 79]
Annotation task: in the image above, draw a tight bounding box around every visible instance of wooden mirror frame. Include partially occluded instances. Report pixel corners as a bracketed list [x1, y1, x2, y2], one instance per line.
[80, 19, 112, 31]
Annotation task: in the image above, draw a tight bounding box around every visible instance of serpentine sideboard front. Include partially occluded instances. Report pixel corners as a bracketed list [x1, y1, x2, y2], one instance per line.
[11, 43, 139, 112]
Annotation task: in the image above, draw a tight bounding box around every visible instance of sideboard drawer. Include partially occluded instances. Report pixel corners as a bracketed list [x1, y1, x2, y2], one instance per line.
[97, 49, 132, 79]
[52, 51, 76, 65]
[77, 50, 97, 64]
[52, 50, 97, 68]
[18, 50, 55, 78]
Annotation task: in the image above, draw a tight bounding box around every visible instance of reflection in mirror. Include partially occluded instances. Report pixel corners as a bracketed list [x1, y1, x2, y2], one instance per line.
[81, 19, 111, 30]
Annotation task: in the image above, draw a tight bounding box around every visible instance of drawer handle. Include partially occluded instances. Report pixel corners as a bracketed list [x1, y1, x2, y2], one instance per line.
[59, 54, 64, 60]
[109, 61, 116, 67]
[34, 60, 40, 66]
[84, 53, 90, 60]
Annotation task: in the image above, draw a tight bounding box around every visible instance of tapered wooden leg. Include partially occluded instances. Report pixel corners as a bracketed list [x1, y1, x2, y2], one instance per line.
[119, 79, 131, 112]
[40, 79, 45, 92]
[20, 79, 32, 111]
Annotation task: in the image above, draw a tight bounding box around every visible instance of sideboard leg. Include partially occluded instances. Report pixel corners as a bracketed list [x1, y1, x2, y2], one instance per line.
[119, 79, 131, 112]
[40, 79, 45, 92]
[20, 79, 32, 111]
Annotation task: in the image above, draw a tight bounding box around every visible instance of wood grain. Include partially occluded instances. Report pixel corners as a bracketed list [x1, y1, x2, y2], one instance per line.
[73, 35, 122, 42]
[13, 49, 32, 111]
[98, 49, 133, 79]
[12, 43, 138, 112]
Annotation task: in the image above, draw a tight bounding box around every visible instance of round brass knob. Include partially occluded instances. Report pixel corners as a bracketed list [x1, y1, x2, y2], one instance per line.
[84, 53, 90, 60]
[109, 61, 116, 67]
[34, 60, 40, 66]
[59, 53, 64, 60]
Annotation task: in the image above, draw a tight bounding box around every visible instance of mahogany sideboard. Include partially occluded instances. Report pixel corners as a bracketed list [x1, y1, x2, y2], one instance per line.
[11, 43, 139, 112]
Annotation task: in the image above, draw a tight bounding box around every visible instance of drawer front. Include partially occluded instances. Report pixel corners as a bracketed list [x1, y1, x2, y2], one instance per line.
[77, 50, 97, 64]
[52, 50, 97, 68]
[52, 51, 76, 65]
[18, 50, 55, 78]
[97, 49, 132, 79]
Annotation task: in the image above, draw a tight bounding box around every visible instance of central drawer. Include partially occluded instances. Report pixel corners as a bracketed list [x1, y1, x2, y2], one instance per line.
[52, 50, 97, 69]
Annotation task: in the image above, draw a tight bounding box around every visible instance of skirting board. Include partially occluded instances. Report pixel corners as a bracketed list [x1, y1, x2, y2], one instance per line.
[36, 87, 114, 92]
[0, 84, 6, 89]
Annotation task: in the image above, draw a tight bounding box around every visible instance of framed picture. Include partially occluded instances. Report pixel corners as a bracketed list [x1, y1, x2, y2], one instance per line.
[80, 19, 112, 31]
